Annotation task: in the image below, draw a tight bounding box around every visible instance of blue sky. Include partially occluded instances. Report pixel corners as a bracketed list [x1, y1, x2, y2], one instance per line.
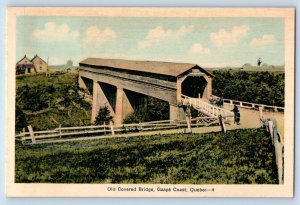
[16, 16, 284, 67]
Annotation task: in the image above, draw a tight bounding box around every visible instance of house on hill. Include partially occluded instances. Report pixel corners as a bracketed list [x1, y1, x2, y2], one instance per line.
[31, 54, 48, 73]
[16, 54, 48, 75]
[15, 55, 34, 75]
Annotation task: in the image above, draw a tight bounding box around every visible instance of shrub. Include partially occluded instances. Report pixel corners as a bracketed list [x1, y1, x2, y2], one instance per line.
[95, 106, 113, 125]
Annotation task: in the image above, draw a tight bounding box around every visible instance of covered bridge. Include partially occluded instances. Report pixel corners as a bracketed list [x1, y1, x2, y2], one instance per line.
[78, 58, 213, 125]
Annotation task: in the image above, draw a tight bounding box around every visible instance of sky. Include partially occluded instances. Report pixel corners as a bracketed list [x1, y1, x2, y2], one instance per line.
[16, 16, 284, 67]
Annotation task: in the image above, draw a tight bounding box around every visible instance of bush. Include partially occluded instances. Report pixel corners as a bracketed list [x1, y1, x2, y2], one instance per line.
[95, 106, 113, 125]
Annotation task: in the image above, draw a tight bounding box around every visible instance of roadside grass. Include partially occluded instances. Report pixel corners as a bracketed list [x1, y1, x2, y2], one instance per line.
[15, 128, 278, 184]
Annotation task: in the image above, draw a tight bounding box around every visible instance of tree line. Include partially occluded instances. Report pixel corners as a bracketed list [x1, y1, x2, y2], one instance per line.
[212, 71, 284, 107]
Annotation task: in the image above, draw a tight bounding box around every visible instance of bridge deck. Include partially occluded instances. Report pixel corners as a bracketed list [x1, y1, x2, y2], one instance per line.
[223, 104, 284, 137]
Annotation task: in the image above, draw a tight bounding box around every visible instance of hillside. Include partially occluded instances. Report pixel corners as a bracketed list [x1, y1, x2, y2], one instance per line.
[16, 73, 91, 131]
[15, 128, 278, 184]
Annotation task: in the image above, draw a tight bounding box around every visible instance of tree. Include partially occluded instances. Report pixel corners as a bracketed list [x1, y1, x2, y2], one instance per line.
[66, 59, 73, 67]
[95, 105, 113, 125]
[15, 106, 27, 131]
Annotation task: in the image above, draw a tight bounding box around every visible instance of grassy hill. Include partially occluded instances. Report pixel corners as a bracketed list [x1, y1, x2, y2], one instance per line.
[15, 128, 278, 184]
[16, 73, 91, 131]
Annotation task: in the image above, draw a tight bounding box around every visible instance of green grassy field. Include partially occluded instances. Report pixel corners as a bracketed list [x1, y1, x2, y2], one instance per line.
[15, 128, 278, 184]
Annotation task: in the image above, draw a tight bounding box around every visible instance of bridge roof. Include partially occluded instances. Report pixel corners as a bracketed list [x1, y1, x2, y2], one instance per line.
[79, 58, 212, 77]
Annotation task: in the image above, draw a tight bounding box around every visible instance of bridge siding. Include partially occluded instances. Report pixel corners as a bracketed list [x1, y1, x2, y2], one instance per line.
[79, 60, 212, 124]
[80, 69, 178, 105]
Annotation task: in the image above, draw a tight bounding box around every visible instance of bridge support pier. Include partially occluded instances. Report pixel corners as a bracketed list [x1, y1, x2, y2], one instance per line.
[91, 81, 101, 123]
[91, 81, 116, 123]
[115, 88, 133, 125]
[170, 104, 185, 121]
[79, 76, 87, 90]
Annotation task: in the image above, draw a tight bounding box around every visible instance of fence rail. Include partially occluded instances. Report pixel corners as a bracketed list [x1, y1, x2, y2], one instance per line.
[181, 95, 234, 119]
[16, 117, 219, 145]
[211, 95, 284, 112]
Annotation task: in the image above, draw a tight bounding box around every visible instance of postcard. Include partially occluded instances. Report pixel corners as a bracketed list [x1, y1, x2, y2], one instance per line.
[6, 7, 295, 197]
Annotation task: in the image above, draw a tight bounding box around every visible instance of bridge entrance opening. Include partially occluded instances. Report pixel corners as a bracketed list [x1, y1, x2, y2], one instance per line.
[181, 76, 208, 98]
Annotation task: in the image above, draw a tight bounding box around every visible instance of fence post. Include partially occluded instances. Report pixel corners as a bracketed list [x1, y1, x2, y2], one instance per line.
[259, 106, 264, 121]
[27, 125, 35, 144]
[186, 116, 192, 133]
[110, 121, 115, 136]
[268, 121, 274, 144]
[139, 122, 144, 131]
[219, 115, 226, 134]
[59, 124, 62, 138]
[103, 122, 106, 135]
[21, 127, 26, 145]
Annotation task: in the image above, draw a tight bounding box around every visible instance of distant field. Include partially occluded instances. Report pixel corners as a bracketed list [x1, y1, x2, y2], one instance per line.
[206, 65, 284, 73]
[47, 65, 78, 74]
[15, 128, 278, 184]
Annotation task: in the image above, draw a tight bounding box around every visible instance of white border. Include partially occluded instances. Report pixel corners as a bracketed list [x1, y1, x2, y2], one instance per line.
[5, 7, 295, 197]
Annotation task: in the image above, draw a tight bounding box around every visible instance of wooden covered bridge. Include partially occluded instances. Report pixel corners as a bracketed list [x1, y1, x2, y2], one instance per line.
[78, 58, 213, 125]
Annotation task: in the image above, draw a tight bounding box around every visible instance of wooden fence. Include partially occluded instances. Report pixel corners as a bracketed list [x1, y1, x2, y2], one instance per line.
[16, 117, 219, 145]
[181, 95, 234, 119]
[261, 115, 284, 184]
[211, 95, 284, 112]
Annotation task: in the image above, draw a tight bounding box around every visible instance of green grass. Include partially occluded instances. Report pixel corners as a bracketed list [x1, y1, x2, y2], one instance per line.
[15, 128, 278, 184]
[16, 73, 91, 131]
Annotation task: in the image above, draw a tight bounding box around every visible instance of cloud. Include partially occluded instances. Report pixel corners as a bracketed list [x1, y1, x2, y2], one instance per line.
[210, 25, 249, 47]
[82, 26, 117, 46]
[32, 22, 79, 42]
[139, 25, 194, 49]
[250, 34, 276, 47]
[190, 43, 210, 54]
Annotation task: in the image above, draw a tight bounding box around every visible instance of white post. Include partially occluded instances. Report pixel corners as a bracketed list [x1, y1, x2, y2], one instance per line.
[21, 128, 26, 145]
[103, 122, 106, 135]
[259, 106, 263, 121]
[28, 125, 35, 144]
[59, 124, 62, 138]
[110, 121, 115, 136]
[186, 116, 191, 133]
